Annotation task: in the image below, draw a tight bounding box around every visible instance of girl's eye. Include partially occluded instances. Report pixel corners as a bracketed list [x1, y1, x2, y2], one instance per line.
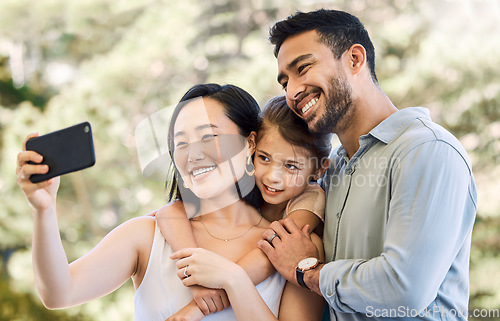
[285, 164, 299, 170]
[258, 155, 270, 162]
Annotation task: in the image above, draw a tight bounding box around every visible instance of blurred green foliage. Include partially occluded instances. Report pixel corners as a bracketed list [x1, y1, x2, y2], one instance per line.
[0, 0, 499, 320]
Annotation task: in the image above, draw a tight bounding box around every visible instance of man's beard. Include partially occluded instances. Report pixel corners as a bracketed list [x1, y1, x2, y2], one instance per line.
[306, 76, 354, 134]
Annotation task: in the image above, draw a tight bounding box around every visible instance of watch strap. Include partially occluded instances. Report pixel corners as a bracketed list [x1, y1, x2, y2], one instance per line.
[296, 267, 310, 290]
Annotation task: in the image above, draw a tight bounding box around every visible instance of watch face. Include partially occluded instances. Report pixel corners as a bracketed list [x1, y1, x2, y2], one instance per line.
[298, 257, 318, 270]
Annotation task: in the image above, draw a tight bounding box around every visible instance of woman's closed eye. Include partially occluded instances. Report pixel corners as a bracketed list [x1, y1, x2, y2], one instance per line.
[175, 141, 188, 149]
[201, 134, 217, 142]
[175, 134, 216, 150]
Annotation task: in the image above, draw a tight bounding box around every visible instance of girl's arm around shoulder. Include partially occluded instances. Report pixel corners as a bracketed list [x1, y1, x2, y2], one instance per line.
[155, 202, 226, 316]
[171, 232, 326, 321]
[237, 183, 326, 287]
[236, 247, 276, 285]
[155, 200, 198, 250]
[172, 248, 278, 321]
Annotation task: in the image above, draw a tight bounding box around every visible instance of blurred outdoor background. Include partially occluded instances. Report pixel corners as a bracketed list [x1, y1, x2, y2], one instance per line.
[0, 0, 499, 320]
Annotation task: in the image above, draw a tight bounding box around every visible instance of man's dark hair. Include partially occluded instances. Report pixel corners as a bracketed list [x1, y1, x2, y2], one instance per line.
[269, 9, 378, 83]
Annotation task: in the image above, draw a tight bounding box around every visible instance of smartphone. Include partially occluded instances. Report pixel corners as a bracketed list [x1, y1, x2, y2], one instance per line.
[26, 121, 96, 183]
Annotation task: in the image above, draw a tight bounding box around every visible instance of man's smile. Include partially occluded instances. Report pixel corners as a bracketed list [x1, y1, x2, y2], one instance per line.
[295, 92, 321, 118]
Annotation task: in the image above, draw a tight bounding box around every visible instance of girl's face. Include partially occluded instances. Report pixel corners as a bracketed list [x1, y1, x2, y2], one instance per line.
[172, 97, 249, 201]
[254, 125, 319, 207]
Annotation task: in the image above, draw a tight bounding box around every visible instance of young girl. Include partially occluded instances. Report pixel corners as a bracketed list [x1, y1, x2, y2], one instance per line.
[156, 95, 332, 318]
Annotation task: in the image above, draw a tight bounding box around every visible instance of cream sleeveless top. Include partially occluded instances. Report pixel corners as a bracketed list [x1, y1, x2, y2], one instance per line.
[134, 222, 286, 321]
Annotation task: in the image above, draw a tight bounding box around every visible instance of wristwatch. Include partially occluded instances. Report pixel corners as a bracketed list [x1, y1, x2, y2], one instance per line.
[296, 257, 321, 290]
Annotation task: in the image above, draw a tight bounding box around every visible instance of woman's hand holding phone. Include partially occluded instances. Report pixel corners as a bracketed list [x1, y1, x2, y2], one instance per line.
[17, 133, 60, 213]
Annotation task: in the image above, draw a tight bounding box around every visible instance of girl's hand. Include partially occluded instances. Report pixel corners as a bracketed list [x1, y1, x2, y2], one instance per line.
[189, 286, 230, 315]
[16, 133, 60, 212]
[170, 248, 245, 290]
[166, 300, 204, 321]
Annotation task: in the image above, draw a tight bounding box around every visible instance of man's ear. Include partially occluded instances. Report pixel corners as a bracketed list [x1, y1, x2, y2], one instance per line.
[313, 158, 331, 180]
[346, 44, 367, 76]
[247, 131, 257, 156]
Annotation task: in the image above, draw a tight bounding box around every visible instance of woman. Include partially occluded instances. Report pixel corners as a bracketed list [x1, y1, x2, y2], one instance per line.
[16, 83, 324, 320]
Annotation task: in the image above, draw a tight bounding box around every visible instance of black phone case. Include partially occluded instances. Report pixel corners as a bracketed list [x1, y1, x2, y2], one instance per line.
[26, 122, 96, 183]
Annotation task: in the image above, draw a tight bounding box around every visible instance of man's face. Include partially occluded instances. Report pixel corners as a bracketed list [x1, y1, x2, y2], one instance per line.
[277, 30, 354, 134]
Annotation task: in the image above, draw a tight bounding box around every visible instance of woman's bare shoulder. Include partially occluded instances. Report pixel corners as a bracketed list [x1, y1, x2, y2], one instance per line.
[108, 216, 156, 251]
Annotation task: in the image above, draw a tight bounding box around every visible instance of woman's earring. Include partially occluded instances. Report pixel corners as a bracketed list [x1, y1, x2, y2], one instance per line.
[182, 180, 189, 189]
[245, 156, 255, 176]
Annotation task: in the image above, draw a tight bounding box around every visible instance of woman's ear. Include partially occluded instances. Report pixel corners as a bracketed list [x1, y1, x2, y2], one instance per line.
[247, 131, 257, 156]
[313, 158, 331, 180]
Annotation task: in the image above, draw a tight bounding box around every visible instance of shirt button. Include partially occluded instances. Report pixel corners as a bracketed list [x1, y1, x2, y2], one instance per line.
[345, 167, 354, 175]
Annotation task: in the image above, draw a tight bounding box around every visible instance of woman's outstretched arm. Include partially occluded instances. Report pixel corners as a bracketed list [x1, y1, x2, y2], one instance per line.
[17, 133, 153, 309]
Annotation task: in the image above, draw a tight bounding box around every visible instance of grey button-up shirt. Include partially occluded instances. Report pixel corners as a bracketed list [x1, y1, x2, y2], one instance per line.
[319, 107, 477, 320]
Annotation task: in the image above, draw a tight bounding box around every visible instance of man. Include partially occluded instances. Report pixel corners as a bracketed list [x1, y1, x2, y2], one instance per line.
[258, 9, 477, 320]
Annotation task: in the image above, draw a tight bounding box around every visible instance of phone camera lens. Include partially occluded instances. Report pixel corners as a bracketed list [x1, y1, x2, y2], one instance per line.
[84, 126, 89, 133]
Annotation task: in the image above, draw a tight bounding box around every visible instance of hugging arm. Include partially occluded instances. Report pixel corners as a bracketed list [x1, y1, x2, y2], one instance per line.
[238, 184, 325, 285]
[158, 186, 324, 318]
[237, 209, 322, 285]
[171, 230, 325, 321]
[156, 202, 275, 285]
[156, 201, 198, 250]
[156, 202, 229, 316]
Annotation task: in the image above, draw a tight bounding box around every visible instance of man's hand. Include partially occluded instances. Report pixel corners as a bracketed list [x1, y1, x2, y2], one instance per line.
[257, 218, 319, 284]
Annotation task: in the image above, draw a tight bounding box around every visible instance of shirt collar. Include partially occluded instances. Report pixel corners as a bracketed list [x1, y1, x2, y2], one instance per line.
[369, 107, 431, 144]
[334, 107, 431, 159]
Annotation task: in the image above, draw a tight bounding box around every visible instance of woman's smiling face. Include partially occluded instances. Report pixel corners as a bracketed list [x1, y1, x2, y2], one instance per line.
[172, 97, 248, 201]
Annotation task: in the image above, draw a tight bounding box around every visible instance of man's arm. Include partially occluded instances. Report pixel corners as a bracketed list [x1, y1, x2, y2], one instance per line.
[318, 141, 476, 312]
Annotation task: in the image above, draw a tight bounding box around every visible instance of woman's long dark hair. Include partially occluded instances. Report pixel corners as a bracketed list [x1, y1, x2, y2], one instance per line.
[166, 83, 263, 210]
